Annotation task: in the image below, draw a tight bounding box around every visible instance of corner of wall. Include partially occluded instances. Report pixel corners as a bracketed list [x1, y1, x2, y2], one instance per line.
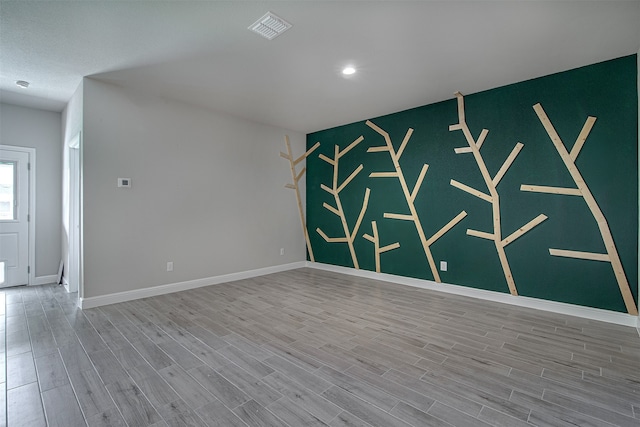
[61, 80, 84, 297]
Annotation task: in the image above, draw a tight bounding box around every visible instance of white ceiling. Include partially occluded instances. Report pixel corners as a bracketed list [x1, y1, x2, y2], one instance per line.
[1, 1, 639, 133]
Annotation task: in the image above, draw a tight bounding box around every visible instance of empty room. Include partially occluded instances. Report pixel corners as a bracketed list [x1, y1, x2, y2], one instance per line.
[0, 1, 639, 426]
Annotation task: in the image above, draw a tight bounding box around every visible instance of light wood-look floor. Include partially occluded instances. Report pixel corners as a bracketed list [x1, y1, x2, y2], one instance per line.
[2, 268, 639, 427]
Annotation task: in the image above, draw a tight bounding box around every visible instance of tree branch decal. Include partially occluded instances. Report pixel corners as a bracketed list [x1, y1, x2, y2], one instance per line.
[449, 92, 547, 295]
[366, 120, 467, 282]
[521, 103, 638, 315]
[316, 136, 369, 269]
[363, 221, 400, 273]
[280, 136, 320, 261]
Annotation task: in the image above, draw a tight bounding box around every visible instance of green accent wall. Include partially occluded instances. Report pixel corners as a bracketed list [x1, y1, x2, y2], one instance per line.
[306, 55, 638, 314]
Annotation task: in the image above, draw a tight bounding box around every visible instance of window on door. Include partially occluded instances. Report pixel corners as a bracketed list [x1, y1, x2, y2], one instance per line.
[0, 161, 16, 220]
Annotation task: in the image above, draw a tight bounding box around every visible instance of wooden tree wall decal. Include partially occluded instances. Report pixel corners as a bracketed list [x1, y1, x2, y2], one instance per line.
[366, 120, 467, 282]
[449, 92, 548, 296]
[363, 221, 400, 273]
[521, 104, 638, 315]
[280, 136, 320, 262]
[316, 136, 370, 269]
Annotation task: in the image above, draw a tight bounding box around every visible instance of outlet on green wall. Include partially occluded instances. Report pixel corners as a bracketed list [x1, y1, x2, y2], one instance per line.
[306, 55, 638, 314]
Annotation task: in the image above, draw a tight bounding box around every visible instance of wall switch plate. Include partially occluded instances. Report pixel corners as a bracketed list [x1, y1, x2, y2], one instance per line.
[166, 261, 173, 272]
[117, 178, 132, 188]
[280, 248, 285, 256]
[440, 261, 447, 271]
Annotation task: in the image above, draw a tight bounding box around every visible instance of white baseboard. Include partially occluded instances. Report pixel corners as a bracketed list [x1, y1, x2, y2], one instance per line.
[307, 262, 640, 329]
[79, 261, 307, 309]
[33, 275, 59, 286]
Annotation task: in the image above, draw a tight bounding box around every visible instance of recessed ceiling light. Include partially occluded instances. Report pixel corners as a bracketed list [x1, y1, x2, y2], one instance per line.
[15, 80, 30, 88]
[342, 66, 356, 75]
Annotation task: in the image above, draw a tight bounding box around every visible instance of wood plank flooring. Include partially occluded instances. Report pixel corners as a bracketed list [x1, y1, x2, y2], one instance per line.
[2, 267, 639, 426]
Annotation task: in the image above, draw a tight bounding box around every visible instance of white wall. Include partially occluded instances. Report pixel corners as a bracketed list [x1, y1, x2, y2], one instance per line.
[81, 78, 306, 299]
[61, 82, 84, 294]
[0, 103, 62, 281]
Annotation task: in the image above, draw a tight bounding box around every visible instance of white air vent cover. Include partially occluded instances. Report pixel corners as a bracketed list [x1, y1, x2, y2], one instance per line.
[248, 12, 292, 40]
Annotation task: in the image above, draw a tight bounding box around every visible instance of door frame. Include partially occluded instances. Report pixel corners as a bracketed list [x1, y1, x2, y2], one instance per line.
[67, 134, 81, 294]
[0, 145, 36, 286]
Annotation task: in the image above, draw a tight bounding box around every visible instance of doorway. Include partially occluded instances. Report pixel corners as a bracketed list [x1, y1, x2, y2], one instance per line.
[67, 133, 80, 293]
[0, 145, 34, 288]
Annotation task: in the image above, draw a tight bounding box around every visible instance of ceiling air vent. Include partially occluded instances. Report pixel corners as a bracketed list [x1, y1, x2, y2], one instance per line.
[248, 12, 292, 40]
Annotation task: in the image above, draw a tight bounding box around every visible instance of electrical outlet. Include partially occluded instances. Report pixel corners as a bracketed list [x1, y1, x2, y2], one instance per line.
[440, 261, 447, 271]
[280, 248, 285, 256]
[166, 261, 173, 272]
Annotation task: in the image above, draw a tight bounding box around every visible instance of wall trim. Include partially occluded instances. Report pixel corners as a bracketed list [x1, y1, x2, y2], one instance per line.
[307, 262, 640, 329]
[79, 262, 307, 309]
[75, 259, 639, 330]
[33, 275, 58, 286]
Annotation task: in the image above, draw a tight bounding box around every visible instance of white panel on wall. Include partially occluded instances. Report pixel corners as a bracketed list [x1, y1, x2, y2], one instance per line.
[0, 233, 18, 266]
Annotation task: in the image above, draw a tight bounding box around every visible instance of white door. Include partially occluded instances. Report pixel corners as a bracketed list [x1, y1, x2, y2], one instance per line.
[0, 147, 30, 288]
